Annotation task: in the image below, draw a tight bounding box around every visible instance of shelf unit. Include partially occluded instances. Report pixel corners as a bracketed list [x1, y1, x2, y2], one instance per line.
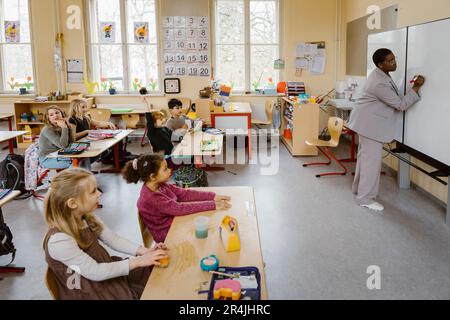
[14, 98, 95, 149]
[280, 97, 319, 156]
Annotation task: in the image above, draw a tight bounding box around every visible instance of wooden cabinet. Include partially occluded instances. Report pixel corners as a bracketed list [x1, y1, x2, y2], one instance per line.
[280, 97, 319, 156]
[13, 98, 95, 149]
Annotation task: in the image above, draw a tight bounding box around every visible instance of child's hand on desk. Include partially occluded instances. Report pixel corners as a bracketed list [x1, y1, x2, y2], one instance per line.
[130, 249, 168, 270]
[136, 243, 168, 256]
[215, 195, 231, 202]
[215, 200, 232, 211]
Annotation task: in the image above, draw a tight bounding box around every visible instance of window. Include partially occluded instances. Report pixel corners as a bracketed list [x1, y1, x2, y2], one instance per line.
[87, 0, 160, 93]
[0, 0, 35, 93]
[214, 0, 279, 92]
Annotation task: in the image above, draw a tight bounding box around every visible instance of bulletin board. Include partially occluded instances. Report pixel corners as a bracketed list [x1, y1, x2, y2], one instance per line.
[160, 0, 211, 78]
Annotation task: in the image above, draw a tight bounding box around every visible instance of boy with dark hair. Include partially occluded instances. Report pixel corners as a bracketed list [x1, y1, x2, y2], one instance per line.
[165, 99, 189, 142]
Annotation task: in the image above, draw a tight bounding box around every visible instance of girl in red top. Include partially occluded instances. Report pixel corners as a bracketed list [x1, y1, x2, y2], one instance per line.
[122, 155, 231, 243]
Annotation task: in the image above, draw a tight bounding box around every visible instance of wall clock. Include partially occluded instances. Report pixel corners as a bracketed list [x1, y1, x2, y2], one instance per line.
[164, 78, 181, 94]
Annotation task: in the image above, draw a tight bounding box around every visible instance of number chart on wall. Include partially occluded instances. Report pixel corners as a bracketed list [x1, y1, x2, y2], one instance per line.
[163, 16, 210, 78]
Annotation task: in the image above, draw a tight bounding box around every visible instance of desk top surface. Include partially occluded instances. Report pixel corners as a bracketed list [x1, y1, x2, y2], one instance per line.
[0, 114, 14, 120]
[0, 191, 21, 207]
[141, 186, 267, 300]
[172, 131, 223, 157]
[0, 131, 27, 143]
[49, 130, 133, 159]
[212, 102, 252, 115]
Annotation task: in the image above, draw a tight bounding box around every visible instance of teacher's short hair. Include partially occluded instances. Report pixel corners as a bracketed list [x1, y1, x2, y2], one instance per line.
[373, 48, 393, 67]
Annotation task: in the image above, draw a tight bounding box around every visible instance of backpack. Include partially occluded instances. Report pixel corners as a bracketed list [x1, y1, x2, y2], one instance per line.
[173, 166, 208, 188]
[0, 154, 26, 193]
[0, 208, 16, 266]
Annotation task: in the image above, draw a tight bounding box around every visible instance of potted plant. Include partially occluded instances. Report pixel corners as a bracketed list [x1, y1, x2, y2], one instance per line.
[19, 76, 34, 94]
[108, 81, 117, 95]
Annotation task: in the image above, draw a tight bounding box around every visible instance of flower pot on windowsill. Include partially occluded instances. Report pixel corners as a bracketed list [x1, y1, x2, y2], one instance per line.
[109, 88, 117, 95]
[19, 88, 28, 95]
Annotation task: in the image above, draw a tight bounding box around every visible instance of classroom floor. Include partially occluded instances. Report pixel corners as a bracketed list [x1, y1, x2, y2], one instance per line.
[0, 137, 449, 300]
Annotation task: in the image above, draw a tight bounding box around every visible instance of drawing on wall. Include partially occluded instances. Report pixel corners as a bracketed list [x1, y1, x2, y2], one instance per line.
[134, 22, 149, 43]
[5, 21, 20, 43]
[99, 22, 115, 43]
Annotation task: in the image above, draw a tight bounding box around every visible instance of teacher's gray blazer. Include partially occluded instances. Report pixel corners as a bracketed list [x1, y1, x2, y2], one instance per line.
[347, 68, 421, 143]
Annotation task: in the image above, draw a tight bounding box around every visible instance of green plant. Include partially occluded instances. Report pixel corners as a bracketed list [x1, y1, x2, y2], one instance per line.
[252, 80, 260, 92]
[147, 78, 157, 91]
[108, 81, 116, 90]
[132, 78, 143, 91]
[21, 76, 34, 90]
[100, 77, 108, 91]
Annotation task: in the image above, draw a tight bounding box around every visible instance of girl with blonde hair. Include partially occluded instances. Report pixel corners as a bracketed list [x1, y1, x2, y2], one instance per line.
[38, 106, 77, 169]
[68, 99, 115, 140]
[43, 168, 168, 300]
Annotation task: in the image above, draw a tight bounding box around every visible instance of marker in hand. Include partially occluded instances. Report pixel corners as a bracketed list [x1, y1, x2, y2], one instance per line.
[410, 76, 419, 84]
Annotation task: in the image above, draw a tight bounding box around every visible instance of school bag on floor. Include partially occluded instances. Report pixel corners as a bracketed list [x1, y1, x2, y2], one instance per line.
[173, 166, 208, 188]
[0, 154, 26, 193]
[0, 208, 16, 266]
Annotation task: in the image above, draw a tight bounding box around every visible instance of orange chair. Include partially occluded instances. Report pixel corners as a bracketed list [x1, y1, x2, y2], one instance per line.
[303, 117, 348, 178]
[138, 211, 154, 248]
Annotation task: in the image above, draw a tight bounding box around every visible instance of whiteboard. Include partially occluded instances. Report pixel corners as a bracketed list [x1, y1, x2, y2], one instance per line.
[404, 18, 450, 166]
[367, 28, 407, 142]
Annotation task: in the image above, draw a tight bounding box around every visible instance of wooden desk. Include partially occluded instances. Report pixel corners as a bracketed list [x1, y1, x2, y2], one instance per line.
[211, 102, 252, 161]
[141, 186, 267, 300]
[0, 191, 25, 274]
[48, 130, 133, 171]
[0, 131, 27, 155]
[172, 132, 223, 168]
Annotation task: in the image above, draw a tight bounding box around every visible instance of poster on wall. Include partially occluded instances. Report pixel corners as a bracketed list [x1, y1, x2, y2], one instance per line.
[99, 22, 115, 43]
[134, 22, 149, 43]
[163, 16, 210, 77]
[5, 21, 20, 43]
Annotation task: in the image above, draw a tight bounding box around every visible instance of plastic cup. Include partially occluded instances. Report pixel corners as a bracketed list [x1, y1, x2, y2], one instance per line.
[194, 216, 209, 239]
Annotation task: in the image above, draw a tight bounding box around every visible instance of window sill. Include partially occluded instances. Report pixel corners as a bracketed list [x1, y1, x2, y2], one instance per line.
[86, 93, 165, 98]
[0, 93, 36, 98]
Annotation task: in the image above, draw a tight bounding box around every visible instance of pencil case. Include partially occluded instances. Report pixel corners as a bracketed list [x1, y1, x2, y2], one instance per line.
[207, 266, 261, 301]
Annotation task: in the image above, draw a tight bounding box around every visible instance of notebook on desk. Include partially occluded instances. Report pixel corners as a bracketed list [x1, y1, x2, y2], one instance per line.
[0, 189, 12, 201]
[201, 140, 220, 152]
[88, 130, 122, 140]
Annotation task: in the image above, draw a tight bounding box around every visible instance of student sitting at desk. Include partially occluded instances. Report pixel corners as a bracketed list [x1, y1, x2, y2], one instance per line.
[68, 99, 116, 140]
[122, 154, 232, 243]
[38, 106, 76, 169]
[43, 168, 168, 300]
[146, 111, 174, 156]
[165, 99, 189, 142]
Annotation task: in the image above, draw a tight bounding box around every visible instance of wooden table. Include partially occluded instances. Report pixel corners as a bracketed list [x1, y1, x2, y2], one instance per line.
[211, 103, 253, 161]
[0, 191, 25, 274]
[0, 113, 19, 154]
[48, 130, 133, 171]
[141, 186, 267, 300]
[0, 131, 27, 155]
[172, 131, 224, 169]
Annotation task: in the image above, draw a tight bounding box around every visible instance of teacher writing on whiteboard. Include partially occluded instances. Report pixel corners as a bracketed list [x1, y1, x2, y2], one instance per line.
[347, 48, 425, 212]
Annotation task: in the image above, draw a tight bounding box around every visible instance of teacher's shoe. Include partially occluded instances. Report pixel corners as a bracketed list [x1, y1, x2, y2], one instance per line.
[361, 202, 384, 212]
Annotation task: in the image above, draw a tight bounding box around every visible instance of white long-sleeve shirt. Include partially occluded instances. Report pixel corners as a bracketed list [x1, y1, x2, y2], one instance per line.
[47, 221, 141, 282]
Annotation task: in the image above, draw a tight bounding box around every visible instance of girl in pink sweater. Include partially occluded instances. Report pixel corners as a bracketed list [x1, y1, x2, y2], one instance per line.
[122, 154, 231, 243]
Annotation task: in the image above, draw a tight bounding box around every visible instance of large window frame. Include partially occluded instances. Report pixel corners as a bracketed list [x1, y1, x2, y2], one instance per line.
[0, 0, 36, 94]
[86, 0, 161, 94]
[213, 0, 281, 93]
